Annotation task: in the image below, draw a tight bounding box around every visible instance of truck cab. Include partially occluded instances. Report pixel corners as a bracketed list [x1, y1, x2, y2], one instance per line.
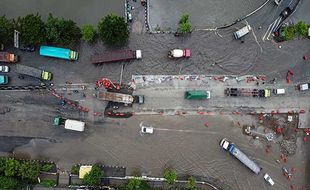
[220, 138, 230, 150]
[0, 75, 8, 85]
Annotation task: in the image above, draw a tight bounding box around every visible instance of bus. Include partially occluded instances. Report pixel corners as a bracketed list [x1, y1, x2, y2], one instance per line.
[39, 46, 78, 61]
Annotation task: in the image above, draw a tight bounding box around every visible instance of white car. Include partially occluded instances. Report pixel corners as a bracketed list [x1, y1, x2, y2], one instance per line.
[264, 173, 275, 186]
[140, 122, 154, 134]
[0, 66, 9, 73]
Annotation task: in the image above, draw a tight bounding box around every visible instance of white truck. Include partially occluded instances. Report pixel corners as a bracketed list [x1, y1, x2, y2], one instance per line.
[53, 116, 85, 132]
[299, 83, 310, 91]
[168, 49, 191, 58]
[234, 25, 251, 39]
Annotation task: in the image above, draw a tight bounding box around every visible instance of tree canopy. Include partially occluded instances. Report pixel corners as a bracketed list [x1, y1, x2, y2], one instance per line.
[81, 25, 96, 43]
[19, 160, 40, 182]
[82, 165, 104, 186]
[16, 13, 46, 46]
[163, 168, 177, 186]
[98, 14, 129, 46]
[0, 16, 14, 46]
[178, 14, 192, 34]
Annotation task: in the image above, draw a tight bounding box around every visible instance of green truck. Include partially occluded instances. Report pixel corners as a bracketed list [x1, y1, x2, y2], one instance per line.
[185, 90, 211, 100]
[0, 75, 8, 85]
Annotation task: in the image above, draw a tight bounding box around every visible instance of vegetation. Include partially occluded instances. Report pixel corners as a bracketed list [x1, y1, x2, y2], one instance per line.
[0, 176, 24, 190]
[0, 15, 14, 46]
[19, 160, 40, 182]
[164, 168, 177, 186]
[81, 25, 96, 43]
[4, 158, 20, 177]
[82, 165, 104, 186]
[41, 163, 54, 172]
[40, 179, 57, 188]
[16, 13, 46, 46]
[98, 14, 129, 46]
[45, 13, 81, 47]
[178, 14, 192, 34]
[282, 21, 309, 41]
[187, 176, 197, 190]
[71, 165, 80, 175]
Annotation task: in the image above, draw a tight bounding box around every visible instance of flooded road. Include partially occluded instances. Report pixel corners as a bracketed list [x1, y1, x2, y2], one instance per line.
[0, 0, 124, 25]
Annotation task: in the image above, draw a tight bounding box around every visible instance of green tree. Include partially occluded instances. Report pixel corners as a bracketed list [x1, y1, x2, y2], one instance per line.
[126, 178, 141, 190]
[45, 13, 81, 47]
[187, 176, 196, 190]
[0, 15, 14, 46]
[164, 168, 177, 186]
[0, 157, 6, 174]
[41, 163, 54, 172]
[16, 13, 46, 46]
[19, 160, 40, 181]
[81, 25, 96, 42]
[4, 158, 20, 177]
[82, 165, 103, 186]
[283, 26, 295, 41]
[295, 21, 308, 36]
[178, 14, 192, 34]
[71, 165, 80, 175]
[0, 176, 23, 190]
[98, 14, 129, 46]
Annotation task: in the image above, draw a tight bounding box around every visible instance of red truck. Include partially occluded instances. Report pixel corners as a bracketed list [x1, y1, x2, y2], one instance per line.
[91, 49, 142, 64]
[0, 52, 19, 63]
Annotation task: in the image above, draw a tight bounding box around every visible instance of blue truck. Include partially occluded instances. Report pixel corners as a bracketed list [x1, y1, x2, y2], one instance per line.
[39, 46, 78, 61]
[0, 75, 9, 85]
[220, 138, 262, 174]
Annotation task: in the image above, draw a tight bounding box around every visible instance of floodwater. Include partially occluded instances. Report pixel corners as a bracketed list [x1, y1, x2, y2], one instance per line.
[0, 0, 124, 25]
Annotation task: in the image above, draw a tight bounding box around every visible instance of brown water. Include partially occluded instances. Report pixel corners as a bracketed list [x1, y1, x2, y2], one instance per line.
[0, 0, 124, 25]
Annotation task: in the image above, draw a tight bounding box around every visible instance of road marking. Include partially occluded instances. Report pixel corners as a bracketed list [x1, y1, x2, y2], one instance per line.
[262, 17, 282, 41]
[154, 128, 219, 134]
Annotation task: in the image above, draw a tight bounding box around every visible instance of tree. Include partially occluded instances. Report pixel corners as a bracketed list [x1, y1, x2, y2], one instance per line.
[98, 14, 129, 46]
[0, 15, 14, 46]
[187, 176, 196, 190]
[4, 158, 20, 177]
[0, 176, 23, 190]
[164, 168, 177, 186]
[19, 160, 40, 182]
[0, 158, 6, 174]
[126, 178, 141, 190]
[178, 14, 192, 34]
[81, 25, 96, 43]
[16, 13, 46, 46]
[41, 163, 54, 172]
[295, 21, 308, 37]
[82, 165, 103, 186]
[45, 13, 81, 47]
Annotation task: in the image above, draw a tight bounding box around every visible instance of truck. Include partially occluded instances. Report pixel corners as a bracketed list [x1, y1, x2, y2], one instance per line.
[53, 116, 85, 132]
[0, 75, 9, 85]
[168, 49, 191, 58]
[234, 25, 251, 39]
[220, 138, 262, 174]
[299, 83, 310, 91]
[16, 65, 53, 81]
[97, 91, 144, 105]
[185, 90, 210, 100]
[39, 46, 79, 61]
[225, 88, 270, 98]
[91, 49, 142, 64]
[0, 52, 19, 63]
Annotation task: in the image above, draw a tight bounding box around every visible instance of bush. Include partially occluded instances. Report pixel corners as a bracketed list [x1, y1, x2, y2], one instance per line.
[41, 163, 54, 172]
[295, 21, 308, 36]
[19, 160, 40, 182]
[16, 13, 46, 46]
[71, 165, 80, 175]
[40, 179, 57, 188]
[0, 175, 23, 190]
[163, 168, 177, 186]
[81, 25, 96, 43]
[82, 165, 103, 186]
[4, 158, 20, 177]
[98, 14, 129, 46]
[0, 16, 14, 46]
[178, 14, 192, 34]
[187, 176, 196, 190]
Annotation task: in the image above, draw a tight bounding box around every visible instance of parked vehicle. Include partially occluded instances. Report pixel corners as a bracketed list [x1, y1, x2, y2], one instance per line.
[0, 66, 9, 73]
[91, 49, 142, 64]
[16, 65, 52, 81]
[40, 46, 78, 61]
[225, 88, 271, 98]
[53, 116, 85, 132]
[264, 173, 275, 186]
[299, 83, 310, 91]
[168, 49, 191, 58]
[97, 91, 136, 105]
[20, 45, 35, 52]
[127, 13, 133, 22]
[185, 90, 210, 100]
[273, 88, 285, 95]
[220, 138, 262, 174]
[234, 25, 251, 39]
[280, 7, 292, 19]
[133, 95, 145, 104]
[140, 123, 154, 134]
[0, 75, 8, 85]
[0, 52, 19, 63]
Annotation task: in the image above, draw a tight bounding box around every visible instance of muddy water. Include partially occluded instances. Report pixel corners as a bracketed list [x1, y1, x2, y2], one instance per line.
[0, 0, 124, 25]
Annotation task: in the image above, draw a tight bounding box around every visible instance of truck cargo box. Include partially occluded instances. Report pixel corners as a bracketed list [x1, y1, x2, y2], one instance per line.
[91, 49, 142, 64]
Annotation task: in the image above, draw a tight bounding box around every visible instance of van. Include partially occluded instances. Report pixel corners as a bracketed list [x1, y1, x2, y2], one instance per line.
[273, 88, 285, 95]
[234, 25, 251, 39]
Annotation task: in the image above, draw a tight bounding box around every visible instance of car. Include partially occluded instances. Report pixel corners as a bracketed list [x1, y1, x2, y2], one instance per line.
[264, 173, 275, 186]
[127, 13, 132, 22]
[19, 45, 35, 52]
[0, 66, 9, 73]
[280, 7, 292, 19]
[140, 122, 154, 134]
[273, 88, 285, 95]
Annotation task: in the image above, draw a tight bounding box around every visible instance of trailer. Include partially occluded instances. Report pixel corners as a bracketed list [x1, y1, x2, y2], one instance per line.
[40, 46, 78, 61]
[97, 91, 135, 104]
[16, 65, 52, 81]
[90, 49, 142, 64]
[225, 88, 270, 98]
[0, 52, 19, 63]
[220, 138, 262, 174]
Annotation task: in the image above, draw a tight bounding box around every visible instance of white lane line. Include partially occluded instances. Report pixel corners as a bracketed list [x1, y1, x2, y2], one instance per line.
[154, 128, 219, 134]
[263, 17, 281, 41]
[267, 17, 282, 40]
[262, 22, 273, 41]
